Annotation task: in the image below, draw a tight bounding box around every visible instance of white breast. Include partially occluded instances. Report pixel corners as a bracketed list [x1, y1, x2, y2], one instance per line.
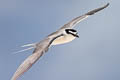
[51, 34, 76, 45]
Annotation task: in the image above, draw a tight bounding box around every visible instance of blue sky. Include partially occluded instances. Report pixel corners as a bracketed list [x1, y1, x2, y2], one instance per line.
[0, 0, 120, 80]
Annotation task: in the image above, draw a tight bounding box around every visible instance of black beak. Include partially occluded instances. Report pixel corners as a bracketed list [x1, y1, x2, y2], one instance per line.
[74, 34, 79, 38]
[70, 33, 79, 38]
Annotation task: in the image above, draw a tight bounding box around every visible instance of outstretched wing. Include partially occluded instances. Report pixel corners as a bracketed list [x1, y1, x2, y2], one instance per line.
[59, 3, 109, 30]
[11, 35, 62, 80]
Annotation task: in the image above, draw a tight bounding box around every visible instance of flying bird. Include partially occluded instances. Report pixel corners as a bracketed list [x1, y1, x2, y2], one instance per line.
[11, 3, 109, 80]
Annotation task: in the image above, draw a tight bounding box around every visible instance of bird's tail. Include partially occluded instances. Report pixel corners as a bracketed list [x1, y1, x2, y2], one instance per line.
[13, 43, 36, 54]
[21, 43, 36, 47]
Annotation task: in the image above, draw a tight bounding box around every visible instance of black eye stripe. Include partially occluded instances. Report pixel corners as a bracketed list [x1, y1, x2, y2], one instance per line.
[67, 29, 76, 32]
[65, 29, 77, 34]
[70, 29, 76, 32]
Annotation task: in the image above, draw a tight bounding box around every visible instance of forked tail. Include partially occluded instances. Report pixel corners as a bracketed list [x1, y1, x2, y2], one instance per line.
[13, 43, 36, 54]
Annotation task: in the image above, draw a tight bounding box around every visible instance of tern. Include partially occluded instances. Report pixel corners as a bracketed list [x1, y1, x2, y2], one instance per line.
[11, 3, 109, 80]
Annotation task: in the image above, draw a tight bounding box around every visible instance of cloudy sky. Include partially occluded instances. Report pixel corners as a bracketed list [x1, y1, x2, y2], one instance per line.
[0, 0, 120, 80]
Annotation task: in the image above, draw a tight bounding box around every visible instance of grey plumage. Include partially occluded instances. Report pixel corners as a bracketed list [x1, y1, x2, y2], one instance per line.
[59, 3, 109, 30]
[11, 3, 109, 80]
[11, 34, 63, 80]
[11, 38, 51, 80]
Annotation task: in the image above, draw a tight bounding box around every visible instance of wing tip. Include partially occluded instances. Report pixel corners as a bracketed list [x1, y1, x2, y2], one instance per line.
[86, 3, 110, 15]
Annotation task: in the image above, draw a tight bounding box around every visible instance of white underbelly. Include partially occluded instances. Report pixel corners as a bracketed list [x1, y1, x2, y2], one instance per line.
[51, 34, 76, 45]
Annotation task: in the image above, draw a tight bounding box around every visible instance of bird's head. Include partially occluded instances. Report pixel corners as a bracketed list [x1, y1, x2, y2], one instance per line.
[65, 29, 79, 38]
